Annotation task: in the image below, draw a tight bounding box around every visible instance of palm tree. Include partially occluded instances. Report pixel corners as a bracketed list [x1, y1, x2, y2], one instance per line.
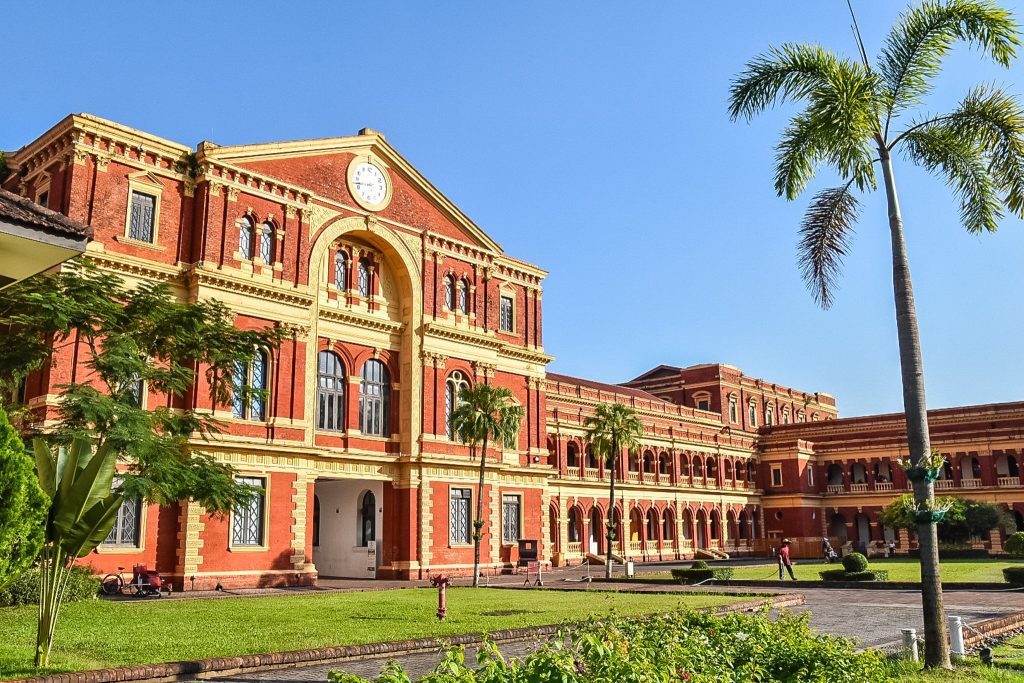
[585, 402, 644, 579]
[450, 383, 524, 587]
[729, 0, 1024, 668]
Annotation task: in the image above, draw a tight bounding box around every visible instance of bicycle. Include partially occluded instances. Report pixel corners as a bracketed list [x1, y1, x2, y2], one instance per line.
[100, 565, 163, 598]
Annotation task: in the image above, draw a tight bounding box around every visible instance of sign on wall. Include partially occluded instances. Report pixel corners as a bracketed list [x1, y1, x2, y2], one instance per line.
[366, 540, 377, 577]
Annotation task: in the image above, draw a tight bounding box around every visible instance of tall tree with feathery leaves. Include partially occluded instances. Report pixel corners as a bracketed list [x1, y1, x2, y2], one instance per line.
[450, 383, 524, 587]
[585, 402, 644, 579]
[729, 0, 1024, 668]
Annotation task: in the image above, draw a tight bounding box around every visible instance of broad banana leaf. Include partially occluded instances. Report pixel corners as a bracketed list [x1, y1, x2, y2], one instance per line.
[52, 441, 117, 538]
[54, 441, 83, 513]
[33, 439, 57, 498]
[58, 494, 123, 558]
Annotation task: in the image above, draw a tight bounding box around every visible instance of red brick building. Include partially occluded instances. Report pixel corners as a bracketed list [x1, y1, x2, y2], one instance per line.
[4, 114, 1022, 587]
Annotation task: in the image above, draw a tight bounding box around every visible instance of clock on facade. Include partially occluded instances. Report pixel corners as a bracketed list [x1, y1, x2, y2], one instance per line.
[347, 157, 392, 211]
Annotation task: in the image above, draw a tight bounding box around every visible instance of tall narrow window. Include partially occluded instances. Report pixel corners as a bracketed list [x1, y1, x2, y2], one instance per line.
[728, 395, 738, 423]
[238, 216, 255, 259]
[334, 251, 349, 290]
[499, 295, 514, 332]
[317, 350, 346, 431]
[450, 488, 471, 544]
[764, 405, 774, 426]
[358, 258, 371, 296]
[231, 350, 269, 420]
[312, 495, 321, 547]
[231, 476, 266, 547]
[782, 407, 790, 424]
[129, 191, 156, 243]
[748, 400, 757, 428]
[458, 279, 469, 314]
[358, 491, 376, 547]
[258, 221, 275, 263]
[103, 488, 141, 548]
[37, 190, 49, 208]
[359, 359, 390, 436]
[502, 495, 521, 544]
[445, 371, 469, 440]
[127, 374, 144, 408]
[444, 275, 455, 310]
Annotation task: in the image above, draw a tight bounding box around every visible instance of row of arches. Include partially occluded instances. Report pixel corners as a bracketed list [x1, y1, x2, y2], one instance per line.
[551, 502, 762, 558]
[560, 441, 757, 488]
[823, 452, 1021, 491]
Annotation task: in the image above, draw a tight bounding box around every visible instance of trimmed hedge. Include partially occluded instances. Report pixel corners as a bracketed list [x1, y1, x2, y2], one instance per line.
[690, 560, 710, 570]
[671, 566, 734, 585]
[1006, 532, 1024, 557]
[0, 566, 99, 607]
[1002, 566, 1024, 586]
[819, 569, 889, 582]
[842, 552, 868, 573]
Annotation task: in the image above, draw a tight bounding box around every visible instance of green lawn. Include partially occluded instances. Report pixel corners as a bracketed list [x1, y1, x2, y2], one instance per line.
[640, 559, 1020, 583]
[0, 587, 741, 679]
[889, 634, 1024, 681]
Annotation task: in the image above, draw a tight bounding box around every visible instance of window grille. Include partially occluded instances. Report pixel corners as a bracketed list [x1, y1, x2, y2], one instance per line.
[359, 359, 389, 436]
[450, 488, 471, 544]
[259, 222, 275, 263]
[232, 476, 265, 546]
[238, 216, 255, 259]
[334, 251, 349, 290]
[499, 295, 513, 332]
[129, 191, 156, 242]
[358, 258, 371, 296]
[103, 496, 141, 547]
[502, 495, 520, 544]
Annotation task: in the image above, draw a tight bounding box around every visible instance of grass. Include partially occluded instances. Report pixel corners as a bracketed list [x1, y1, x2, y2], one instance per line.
[0, 587, 741, 679]
[639, 558, 1022, 583]
[888, 633, 1024, 680]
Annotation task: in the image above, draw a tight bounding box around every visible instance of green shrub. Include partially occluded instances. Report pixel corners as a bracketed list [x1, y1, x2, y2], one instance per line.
[820, 569, 889, 582]
[0, 566, 99, 607]
[842, 552, 868, 573]
[670, 566, 733, 585]
[690, 560, 709, 570]
[1002, 566, 1024, 586]
[329, 610, 890, 682]
[1006, 532, 1024, 557]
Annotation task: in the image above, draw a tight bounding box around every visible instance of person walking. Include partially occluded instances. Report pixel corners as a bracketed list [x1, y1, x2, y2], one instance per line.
[777, 539, 796, 580]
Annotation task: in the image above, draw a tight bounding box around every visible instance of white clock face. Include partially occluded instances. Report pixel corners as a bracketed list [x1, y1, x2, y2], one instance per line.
[352, 162, 388, 206]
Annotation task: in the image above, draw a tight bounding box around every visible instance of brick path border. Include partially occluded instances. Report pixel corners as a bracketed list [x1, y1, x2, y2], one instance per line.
[612, 578, 1022, 591]
[2, 595, 801, 683]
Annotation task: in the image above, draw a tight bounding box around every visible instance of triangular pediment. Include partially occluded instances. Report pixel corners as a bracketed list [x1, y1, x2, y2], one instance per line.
[127, 170, 165, 189]
[200, 133, 503, 254]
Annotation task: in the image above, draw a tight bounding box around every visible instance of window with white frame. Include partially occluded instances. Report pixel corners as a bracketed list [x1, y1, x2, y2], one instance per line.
[764, 404, 775, 426]
[231, 350, 268, 420]
[258, 221, 275, 263]
[782, 407, 790, 424]
[358, 258, 371, 296]
[359, 359, 389, 436]
[445, 371, 469, 440]
[334, 250, 349, 290]
[444, 275, 455, 310]
[449, 488, 472, 544]
[127, 373, 144, 408]
[748, 400, 757, 428]
[103, 488, 141, 548]
[798, 409, 806, 422]
[317, 350, 346, 431]
[499, 295, 514, 332]
[771, 466, 783, 487]
[728, 395, 738, 423]
[502, 494, 521, 544]
[238, 215, 256, 259]
[128, 191, 157, 243]
[807, 463, 815, 486]
[695, 393, 711, 411]
[231, 476, 266, 546]
[458, 279, 469, 314]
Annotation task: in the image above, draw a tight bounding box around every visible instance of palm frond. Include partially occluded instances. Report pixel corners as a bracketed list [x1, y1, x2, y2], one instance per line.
[901, 123, 1003, 233]
[940, 84, 1024, 216]
[797, 185, 861, 309]
[879, 0, 1020, 125]
[775, 114, 823, 200]
[729, 43, 844, 121]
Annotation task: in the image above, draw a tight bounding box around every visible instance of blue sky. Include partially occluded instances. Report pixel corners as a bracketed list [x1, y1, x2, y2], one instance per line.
[4, 2, 1022, 416]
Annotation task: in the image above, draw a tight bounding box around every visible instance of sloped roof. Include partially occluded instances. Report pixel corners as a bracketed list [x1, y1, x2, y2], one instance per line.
[0, 188, 91, 239]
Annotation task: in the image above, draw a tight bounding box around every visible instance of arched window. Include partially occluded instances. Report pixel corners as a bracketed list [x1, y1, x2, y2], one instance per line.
[445, 370, 469, 440]
[458, 279, 469, 314]
[646, 509, 658, 540]
[317, 350, 346, 431]
[444, 275, 455, 310]
[334, 251, 349, 291]
[358, 257, 371, 297]
[360, 359, 390, 436]
[782, 407, 790, 424]
[764, 404, 774, 426]
[568, 508, 580, 543]
[238, 215, 255, 260]
[798, 409, 806, 422]
[728, 395, 739, 423]
[586, 445, 598, 469]
[662, 510, 675, 541]
[259, 221, 275, 263]
[748, 400, 758, 427]
[358, 491, 376, 547]
[566, 442, 579, 468]
[231, 349, 268, 420]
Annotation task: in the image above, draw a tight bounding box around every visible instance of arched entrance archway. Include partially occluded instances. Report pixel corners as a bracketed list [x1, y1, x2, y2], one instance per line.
[695, 509, 708, 549]
[829, 513, 848, 541]
[588, 508, 603, 555]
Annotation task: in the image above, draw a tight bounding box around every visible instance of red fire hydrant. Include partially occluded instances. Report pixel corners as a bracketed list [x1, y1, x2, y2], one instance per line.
[430, 573, 451, 620]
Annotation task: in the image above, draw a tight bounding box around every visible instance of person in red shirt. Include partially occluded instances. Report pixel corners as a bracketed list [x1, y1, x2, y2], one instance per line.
[777, 539, 796, 580]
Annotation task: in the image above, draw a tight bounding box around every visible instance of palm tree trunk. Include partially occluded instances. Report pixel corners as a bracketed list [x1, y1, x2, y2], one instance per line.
[473, 435, 488, 588]
[879, 147, 950, 669]
[605, 436, 618, 579]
